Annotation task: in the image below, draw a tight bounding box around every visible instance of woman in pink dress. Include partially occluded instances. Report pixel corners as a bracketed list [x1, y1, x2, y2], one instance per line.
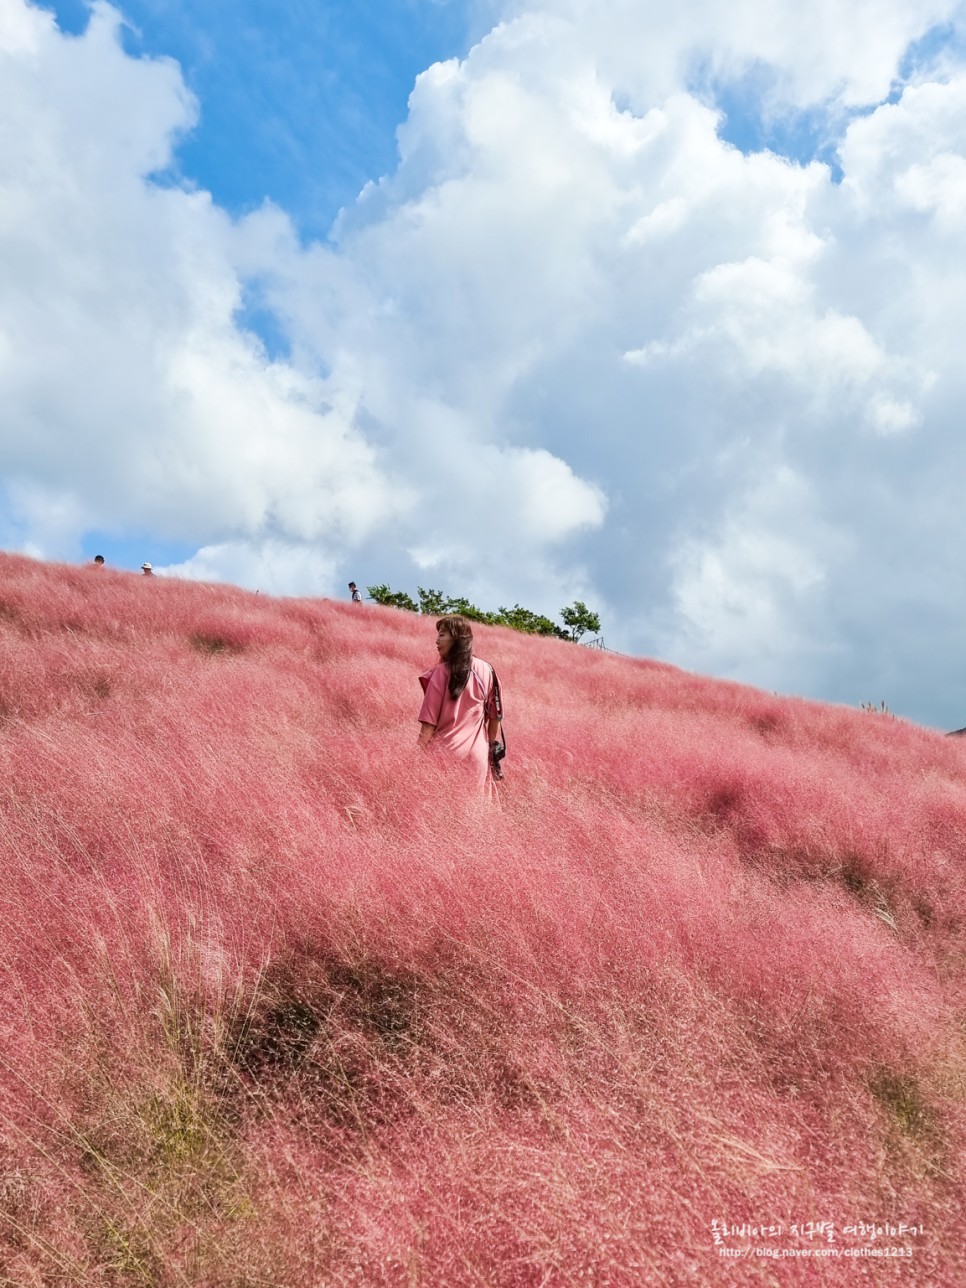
[417, 615, 504, 792]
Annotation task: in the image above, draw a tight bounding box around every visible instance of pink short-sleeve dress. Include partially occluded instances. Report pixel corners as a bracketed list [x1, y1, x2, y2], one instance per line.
[418, 657, 500, 791]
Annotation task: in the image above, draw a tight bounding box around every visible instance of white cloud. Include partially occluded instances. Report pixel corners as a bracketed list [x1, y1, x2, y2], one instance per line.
[161, 539, 338, 597]
[0, 2, 410, 575]
[627, 252, 930, 436]
[0, 0, 44, 54]
[839, 77, 966, 210]
[1, 0, 608, 604]
[5, 0, 966, 722]
[487, 0, 961, 107]
[896, 152, 966, 225]
[662, 466, 845, 691]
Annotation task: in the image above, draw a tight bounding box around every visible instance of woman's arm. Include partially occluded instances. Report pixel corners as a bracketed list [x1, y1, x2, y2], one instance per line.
[417, 665, 445, 742]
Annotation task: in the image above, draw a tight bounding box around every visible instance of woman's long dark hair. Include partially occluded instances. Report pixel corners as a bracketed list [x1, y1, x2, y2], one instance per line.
[437, 615, 474, 700]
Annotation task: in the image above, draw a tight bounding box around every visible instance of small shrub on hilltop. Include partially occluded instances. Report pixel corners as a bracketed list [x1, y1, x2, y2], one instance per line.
[861, 699, 895, 718]
[0, 551, 964, 1285]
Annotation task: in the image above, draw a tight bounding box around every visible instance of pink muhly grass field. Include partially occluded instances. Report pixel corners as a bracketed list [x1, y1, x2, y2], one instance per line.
[0, 549, 964, 1286]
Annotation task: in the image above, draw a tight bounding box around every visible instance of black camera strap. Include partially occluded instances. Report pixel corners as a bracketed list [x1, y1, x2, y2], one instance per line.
[491, 665, 503, 722]
[489, 664, 506, 774]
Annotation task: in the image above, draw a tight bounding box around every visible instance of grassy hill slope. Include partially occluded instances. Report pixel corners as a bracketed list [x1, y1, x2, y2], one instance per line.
[0, 551, 964, 1285]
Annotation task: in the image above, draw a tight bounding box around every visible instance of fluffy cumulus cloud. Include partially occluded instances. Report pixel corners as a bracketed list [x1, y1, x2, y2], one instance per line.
[0, 0, 605, 601]
[487, 0, 959, 107]
[4, 0, 966, 722]
[0, 1, 406, 583]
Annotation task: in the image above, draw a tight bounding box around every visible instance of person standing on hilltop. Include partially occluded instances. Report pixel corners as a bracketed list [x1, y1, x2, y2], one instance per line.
[348, 581, 362, 602]
[417, 615, 505, 793]
[141, 562, 154, 576]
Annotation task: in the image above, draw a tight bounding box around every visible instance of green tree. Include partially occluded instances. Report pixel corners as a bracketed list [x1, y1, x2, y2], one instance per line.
[495, 604, 565, 637]
[417, 587, 496, 622]
[368, 583, 601, 641]
[441, 595, 497, 625]
[417, 587, 449, 616]
[366, 584, 418, 612]
[560, 600, 601, 642]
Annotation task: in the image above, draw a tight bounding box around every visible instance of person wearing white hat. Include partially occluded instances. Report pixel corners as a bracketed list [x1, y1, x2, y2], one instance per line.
[141, 562, 153, 575]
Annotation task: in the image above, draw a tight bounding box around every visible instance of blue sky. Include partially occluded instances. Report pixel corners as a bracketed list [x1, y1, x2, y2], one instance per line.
[35, 0, 477, 569]
[43, 0, 474, 238]
[5, 0, 966, 727]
